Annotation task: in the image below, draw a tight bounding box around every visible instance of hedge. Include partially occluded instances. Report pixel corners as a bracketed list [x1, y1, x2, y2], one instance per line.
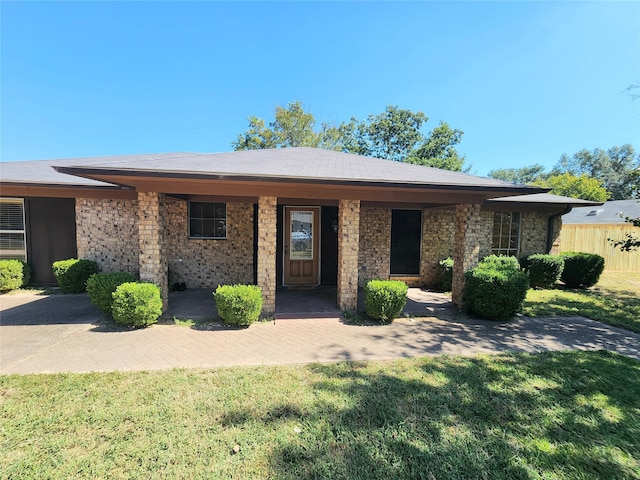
[52, 259, 98, 293]
[214, 284, 263, 327]
[524, 254, 564, 289]
[0, 260, 30, 291]
[560, 252, 605, 289]
[86, 272, 137, 315]
[111, 282, 163, 327]
[435, 258, 454, 292]
[479, 254, 520, 272]
[464, 258, 529, 321]
[364, 280, 408, 324]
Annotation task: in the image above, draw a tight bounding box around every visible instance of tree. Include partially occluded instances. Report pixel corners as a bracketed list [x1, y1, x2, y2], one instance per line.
[232, 101, 342, 150]
[610, 169, 640, 251]
[553, 145, 639, 200]
[406, 122, 467, 171]
[533, 173, 609, 202]
[488, 164, 546, 184]
[233, 101, 468, 171]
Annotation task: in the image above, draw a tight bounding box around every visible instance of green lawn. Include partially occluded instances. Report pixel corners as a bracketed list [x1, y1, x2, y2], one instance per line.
[523, 271, 640, 333]
[2, 351, 638, 479]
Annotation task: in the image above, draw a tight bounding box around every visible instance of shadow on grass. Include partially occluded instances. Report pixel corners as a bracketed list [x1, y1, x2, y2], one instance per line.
[222, 351, 639, 479]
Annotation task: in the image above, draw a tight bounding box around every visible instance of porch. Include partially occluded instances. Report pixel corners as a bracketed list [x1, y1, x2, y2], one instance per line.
[163, 286, 456, 321]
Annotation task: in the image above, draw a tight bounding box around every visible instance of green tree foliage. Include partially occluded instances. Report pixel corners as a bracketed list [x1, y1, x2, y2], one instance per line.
[553, 145, 639, 200]
[533, 173, 609, 202]
[487, 164, 546, 184]
[232, 101, 343, 150]
[406, 122, 467, 171]
[232, 101, 467, 171]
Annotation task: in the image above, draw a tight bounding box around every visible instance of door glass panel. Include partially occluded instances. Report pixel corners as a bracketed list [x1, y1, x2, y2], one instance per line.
[290, 210, 313, 260]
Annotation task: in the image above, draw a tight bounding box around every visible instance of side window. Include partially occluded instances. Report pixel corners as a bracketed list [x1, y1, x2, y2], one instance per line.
[492, 212, 521, 256]
[188, 202, 227, 239]
[390, 209, 422, 275]
[0, 198, 27, 261]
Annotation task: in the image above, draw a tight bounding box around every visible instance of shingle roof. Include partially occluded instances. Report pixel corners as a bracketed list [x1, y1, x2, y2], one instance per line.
[487, 193, 603, 207]
[2, 148, 547, 195]
[562, 199, 640, 224]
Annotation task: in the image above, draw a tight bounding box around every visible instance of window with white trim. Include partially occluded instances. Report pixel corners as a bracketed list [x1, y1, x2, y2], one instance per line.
[0, 198, 27, 261]
[492, 212, 521, 256]
[188, 202, 227, 239]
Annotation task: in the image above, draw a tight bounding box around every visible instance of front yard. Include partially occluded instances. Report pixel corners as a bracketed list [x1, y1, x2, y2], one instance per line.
[1, 350, 638, 479]
[523, 271, 640, 333]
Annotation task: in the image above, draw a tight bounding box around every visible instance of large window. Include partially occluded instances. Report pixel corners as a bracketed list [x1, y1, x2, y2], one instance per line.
[0, 198, 26, 261]
[188, 202, 226, 239]
[390, 209, 422, 275]
[492, 212, 521, 256]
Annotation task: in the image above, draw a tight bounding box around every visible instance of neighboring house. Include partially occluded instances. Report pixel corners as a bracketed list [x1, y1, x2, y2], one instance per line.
[561, 200, 640, 271]
[0, 147, 599, 312]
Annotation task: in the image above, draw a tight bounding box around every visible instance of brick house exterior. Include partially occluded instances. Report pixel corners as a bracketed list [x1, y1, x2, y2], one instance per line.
[1, 148, 598, 313]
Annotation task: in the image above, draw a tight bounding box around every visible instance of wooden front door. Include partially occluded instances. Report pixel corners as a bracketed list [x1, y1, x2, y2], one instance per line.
[284, 207, 320, 285]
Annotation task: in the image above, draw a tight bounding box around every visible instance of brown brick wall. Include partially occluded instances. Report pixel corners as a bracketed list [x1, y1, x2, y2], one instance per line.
[478, 211, 494, 259]
[76, 198, 139, 275]
[164, 198, 254, 289]
[138, 192, 168, 309]
[452, 204, 481, 308]
[358, 207, 391, 286]
[257, 196, 277, 315]
[421, 209, 455, 286]
[337, 199, 360, 310]
[520, 212, 554, 257]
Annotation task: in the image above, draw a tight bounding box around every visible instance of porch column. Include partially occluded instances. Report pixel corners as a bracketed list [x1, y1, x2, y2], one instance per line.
[452, 203, 481, 309]
[257, 196, 277, 315]
[138, 192, 169, 310]
[337, 199, 360, 311]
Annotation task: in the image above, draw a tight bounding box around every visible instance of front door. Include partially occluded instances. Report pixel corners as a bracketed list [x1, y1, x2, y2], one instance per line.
[284, 207, 320, 285]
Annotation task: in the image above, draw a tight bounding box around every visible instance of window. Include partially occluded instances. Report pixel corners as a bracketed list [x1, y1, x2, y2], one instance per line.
[0, 198, 27, 261]
[492, 212, 521, 256]
[390, 209, 422, 275]
[188, 202, 226, 239]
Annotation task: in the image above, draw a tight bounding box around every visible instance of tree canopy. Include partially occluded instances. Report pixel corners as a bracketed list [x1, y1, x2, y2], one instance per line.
[533, 173, 609, 202]
[232, 101, 467, 171]
[487, 164, 547, 185]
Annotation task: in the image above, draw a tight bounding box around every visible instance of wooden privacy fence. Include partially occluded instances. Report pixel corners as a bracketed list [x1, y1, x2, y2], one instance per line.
[559, 224, 640, 272]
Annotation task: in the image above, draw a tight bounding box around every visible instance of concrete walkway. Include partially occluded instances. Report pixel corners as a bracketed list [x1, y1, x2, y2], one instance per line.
[1, 291, 639, 374]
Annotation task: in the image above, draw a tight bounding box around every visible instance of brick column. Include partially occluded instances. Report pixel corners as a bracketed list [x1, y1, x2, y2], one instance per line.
[337, 199, 360, 311]
[257, 196, 277, 315]
[452, 203, 481, 309]
[138, 192, 169, 310]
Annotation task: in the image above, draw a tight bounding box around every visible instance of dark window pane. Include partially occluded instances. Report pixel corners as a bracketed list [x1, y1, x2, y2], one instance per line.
[190, 219, 203, 237]
[190, 202, 203, 218]
[202, 220, 215, 237]
[202, 203, 215, 218]
[215, 220, 227, 238]
[215, 204, 226, 218]
[390, 210, 421, 275]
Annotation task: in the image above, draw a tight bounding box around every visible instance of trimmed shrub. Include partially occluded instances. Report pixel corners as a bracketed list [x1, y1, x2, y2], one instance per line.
[52, 259, 98, 293]
[86, 272, 137, 315]
[524, 254, 564, 289]
[479, 254, 520, 272]
[112, 282, 163, 327]
[435, 258, 454, 292]
[364, 280, 409, 324]
[0, 259, 30, 291]
[560, 252, 605, 289]
[215, 284, 263, 327]
[464, 266, 529, 321]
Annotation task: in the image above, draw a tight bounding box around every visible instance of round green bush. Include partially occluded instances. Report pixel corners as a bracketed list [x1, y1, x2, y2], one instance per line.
[0, 259, 29, 291]
[560, 252, 605, 289]
[364, 280, 408, 324]
[524, 254, 564, 289]
[435, 258, 454, 292]
[52, 258, 98, 293]
[214, 284, 263, 326]
[86, 272, 137, 314]
[464, 267, 529, 321]
[112, 282, 163, 327]
[478, 255, 520, 272]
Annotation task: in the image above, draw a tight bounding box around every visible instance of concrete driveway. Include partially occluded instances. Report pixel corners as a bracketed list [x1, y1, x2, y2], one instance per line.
[1, 291, 639, 374]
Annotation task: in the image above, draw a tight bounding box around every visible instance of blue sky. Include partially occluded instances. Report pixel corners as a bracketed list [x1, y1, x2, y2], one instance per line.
[1, 1, 639, 176]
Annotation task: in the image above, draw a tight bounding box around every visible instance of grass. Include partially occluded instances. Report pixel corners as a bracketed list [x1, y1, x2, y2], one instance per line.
[523, 271, 640, 333]
[1, 350, 639, 479]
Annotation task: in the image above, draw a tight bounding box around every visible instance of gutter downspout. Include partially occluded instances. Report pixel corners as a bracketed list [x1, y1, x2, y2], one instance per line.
[547, 206, 573, 253]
